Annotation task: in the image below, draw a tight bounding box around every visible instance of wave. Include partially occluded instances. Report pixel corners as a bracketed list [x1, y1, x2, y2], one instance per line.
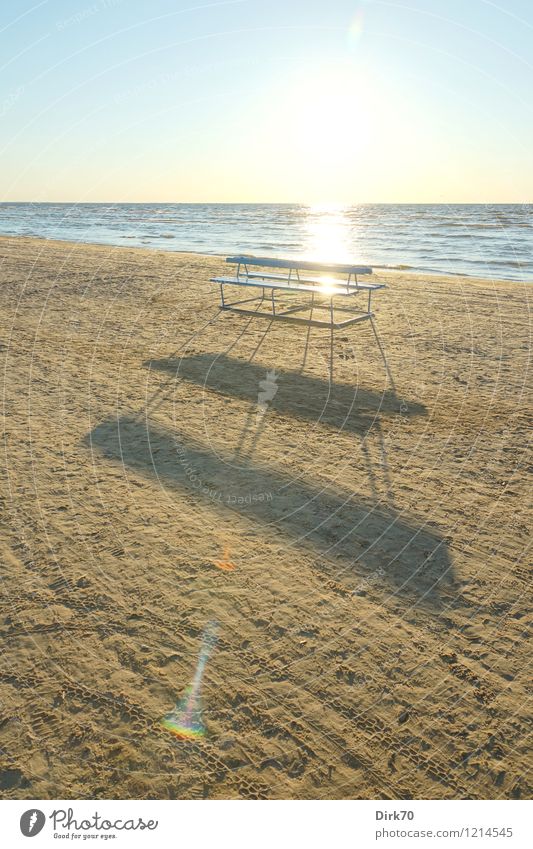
[0, 204, 531, 281]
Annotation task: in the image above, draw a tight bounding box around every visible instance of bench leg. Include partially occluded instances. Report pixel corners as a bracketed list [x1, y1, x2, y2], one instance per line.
[329, 298, 334, 382]
[369, 317, 396, 393]
[300, 291, 314, 373]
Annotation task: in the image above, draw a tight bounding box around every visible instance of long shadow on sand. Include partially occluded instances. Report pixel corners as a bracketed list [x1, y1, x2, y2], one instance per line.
[84, 415, 454, 607]
[143, 353, 427, 437]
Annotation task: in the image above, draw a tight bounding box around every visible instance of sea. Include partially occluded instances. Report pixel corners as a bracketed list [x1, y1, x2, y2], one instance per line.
[0, 203, 531, 282]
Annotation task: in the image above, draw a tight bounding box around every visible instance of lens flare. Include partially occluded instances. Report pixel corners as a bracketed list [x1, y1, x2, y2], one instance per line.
[212, 545, 236, 571]
[161, 620, 218, 740]
[348, 7, 365, 46]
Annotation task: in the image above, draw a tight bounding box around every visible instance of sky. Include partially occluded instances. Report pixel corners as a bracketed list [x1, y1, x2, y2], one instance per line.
[0, 0, 531, 203]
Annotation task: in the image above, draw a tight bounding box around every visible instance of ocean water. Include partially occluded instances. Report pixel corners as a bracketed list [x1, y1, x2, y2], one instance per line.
[0, 203, 531, 281]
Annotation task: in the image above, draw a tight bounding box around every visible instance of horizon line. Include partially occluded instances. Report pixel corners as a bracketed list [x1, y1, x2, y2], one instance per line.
[1, 200, 530, 206]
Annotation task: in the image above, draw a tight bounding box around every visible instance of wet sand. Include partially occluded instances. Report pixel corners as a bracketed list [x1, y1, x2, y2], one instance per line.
[0, 235, 530, 799]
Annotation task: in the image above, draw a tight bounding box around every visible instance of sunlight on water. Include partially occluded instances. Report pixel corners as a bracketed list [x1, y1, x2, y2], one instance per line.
[303, 204, 354, 264]
[0, 203, 530, 281]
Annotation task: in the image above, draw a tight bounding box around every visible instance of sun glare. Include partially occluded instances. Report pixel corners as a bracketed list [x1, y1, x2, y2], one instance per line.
[279, 62, 371, 167]
[317, 275, 339, 295]
[252, 55, 405, 203]
[304, 204, 353, 263]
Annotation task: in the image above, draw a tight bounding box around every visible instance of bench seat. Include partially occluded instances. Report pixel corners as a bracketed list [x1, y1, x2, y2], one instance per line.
[239, 270, 381, 287]
[211, 275, 385, 295]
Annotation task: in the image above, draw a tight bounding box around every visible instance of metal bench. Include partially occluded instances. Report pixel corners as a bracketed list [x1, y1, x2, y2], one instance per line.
[210, 255, 386, 329]
[209, 255, 393, 382]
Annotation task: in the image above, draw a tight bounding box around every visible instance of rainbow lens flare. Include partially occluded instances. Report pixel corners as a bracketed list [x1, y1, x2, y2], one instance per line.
[161, 620, 218, 740]
[348, 7, 364, 45]
[212, 545, 236, 571]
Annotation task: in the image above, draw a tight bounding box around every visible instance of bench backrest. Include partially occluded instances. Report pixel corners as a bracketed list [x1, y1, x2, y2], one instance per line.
[226, 255, 372, 275]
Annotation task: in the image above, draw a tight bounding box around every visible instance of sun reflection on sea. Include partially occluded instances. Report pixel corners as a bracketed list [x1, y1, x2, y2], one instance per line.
[302, 204, 353, 266]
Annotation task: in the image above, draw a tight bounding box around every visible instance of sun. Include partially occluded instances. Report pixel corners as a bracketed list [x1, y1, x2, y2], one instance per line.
[252, 58, 387, 203]
[277, 61, 371, 166]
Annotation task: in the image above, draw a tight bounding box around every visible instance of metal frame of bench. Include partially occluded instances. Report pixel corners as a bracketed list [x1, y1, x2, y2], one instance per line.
[209, 255, 392, 382]
[211, 255, 385, 329]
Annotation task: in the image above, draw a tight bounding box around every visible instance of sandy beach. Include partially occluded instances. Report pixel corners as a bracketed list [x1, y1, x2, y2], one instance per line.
[0, 235, 530, 800]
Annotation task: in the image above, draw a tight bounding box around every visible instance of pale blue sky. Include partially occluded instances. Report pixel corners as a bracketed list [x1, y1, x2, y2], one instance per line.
[1, 0, 531, 201]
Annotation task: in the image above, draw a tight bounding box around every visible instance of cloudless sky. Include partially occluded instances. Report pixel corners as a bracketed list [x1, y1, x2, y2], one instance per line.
[0, 0, 531, 202]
